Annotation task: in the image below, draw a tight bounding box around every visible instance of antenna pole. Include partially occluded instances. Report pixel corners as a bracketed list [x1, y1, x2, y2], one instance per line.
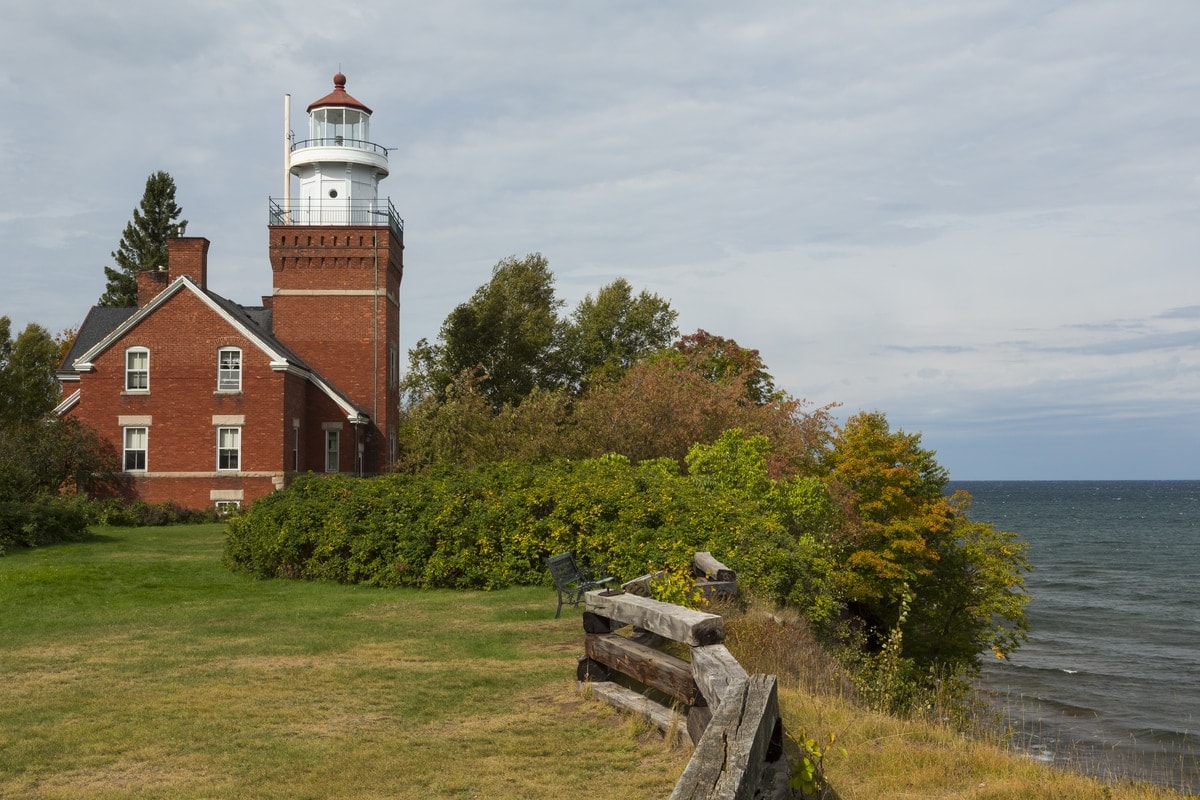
[283, 93, 292, 216]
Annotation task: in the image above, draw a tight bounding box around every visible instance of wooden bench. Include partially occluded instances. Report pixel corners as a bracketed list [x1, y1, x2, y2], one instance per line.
[544, 552, 617, 618]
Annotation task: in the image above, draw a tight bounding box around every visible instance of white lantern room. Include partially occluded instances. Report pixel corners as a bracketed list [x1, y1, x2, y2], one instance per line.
[284, 73, 391, 226]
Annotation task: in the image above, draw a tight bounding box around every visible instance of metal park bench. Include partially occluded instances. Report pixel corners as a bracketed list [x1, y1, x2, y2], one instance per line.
[544, 552, 617, 618]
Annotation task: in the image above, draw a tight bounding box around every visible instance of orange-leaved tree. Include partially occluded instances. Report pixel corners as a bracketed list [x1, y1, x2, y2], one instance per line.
[822, 411, 1029, 672]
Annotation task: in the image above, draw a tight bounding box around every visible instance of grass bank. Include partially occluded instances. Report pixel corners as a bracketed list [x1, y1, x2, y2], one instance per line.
[725, 605, 1196, 799]
[1, 524, 1193, 798]
[0, 524, 686, 799]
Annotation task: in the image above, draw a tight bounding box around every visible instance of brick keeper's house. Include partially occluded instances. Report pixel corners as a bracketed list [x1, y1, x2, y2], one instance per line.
[56, 74, 404, 511]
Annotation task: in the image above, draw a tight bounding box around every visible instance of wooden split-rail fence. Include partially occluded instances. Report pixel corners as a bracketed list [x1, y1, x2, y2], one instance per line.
[574, 553, 791, 800]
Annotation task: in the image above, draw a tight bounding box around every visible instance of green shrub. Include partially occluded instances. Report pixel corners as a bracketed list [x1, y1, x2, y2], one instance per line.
[223, 456, 817, 606]
[0, 493, 91, 554]
[88, 499, 218, 527]
[223, 426, 1031, 692]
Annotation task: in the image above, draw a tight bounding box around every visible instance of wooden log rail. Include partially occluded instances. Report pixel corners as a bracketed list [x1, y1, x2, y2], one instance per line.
[573, 554, 789, 799]
[669, 675, 786, 800]
[620, 551, 739, 600]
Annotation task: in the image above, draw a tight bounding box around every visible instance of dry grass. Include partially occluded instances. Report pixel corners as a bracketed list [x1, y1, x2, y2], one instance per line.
[720, 599, 1196, 799]
[776, 688, 1196, 800]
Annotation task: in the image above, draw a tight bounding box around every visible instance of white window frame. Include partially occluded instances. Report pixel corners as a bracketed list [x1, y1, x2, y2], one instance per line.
[217, 427, 241, 471]
[125, 347, 149, 392]
[217, 347, 242, 392]
[214, 500, 241, 516]
[325, 429, 340, 473]
[123, 426, 147, 472]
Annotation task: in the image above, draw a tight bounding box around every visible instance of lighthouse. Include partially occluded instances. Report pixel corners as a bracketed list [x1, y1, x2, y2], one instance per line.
[268, 73, 404, 475]
[285, 72, 391, 225]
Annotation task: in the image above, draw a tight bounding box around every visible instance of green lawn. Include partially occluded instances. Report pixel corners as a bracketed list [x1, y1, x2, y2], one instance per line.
[5, 524, 1190, 800]
[0, 525, 688, 799]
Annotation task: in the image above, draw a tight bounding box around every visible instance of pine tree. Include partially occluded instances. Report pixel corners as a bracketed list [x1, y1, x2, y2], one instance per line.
[97, 171, 188, 307]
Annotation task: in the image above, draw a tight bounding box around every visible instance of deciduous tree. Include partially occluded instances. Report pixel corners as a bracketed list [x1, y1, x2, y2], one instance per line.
[396, 373, 573, 472]
[672, 329, 780, 405]
[562, 278, 677, 391]
[405, 253, 564, 410]
[904, 491, 1030, 668]
[822, 411, 952, 622]
[822, 411, 1029, 670]
[569, 352, 826, 475]
[0, 317, 61, 428]
[0, 317, 127, 550]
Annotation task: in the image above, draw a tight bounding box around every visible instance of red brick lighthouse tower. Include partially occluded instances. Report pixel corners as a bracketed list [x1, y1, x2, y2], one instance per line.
[268, 73, 404, 474]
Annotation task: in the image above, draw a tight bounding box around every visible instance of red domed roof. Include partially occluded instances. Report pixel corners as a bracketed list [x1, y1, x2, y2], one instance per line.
[306, 72, 372, 114]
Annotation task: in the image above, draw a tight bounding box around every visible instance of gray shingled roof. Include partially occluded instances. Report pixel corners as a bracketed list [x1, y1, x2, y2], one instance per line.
[202, 290, 370, 420]
[59, 306, 137, 375]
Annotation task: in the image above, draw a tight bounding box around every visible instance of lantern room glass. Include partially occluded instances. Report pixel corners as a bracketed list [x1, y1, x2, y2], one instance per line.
[310, 107, 368, 146]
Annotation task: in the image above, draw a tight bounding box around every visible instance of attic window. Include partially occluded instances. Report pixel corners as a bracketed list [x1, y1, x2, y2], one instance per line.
[218, 348, 242, 392]
[125, 348, 149, 392]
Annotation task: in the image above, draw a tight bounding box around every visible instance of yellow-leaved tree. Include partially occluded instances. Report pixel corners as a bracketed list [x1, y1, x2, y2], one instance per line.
[823, 411, 1029, 673]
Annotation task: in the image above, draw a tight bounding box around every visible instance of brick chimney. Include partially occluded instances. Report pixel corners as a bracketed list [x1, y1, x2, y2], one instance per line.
[136, 269, 169, 307]
[167, 237, 210, 289]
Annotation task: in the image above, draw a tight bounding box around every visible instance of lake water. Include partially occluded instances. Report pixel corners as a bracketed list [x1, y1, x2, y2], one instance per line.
[951, 481, 1200, 794]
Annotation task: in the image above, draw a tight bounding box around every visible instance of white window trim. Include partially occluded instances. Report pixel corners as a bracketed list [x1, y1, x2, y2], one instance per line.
[214, 500, 241, 516]
[217, 347, 242, 392]
[125, 347, 149, 392]
[123, 426, 148, 472]
[217, 426, 241, 471]
[325, 429, 340, 473]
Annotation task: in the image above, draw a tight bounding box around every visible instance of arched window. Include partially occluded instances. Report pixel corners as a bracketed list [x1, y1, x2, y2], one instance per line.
[125, 347, 149, 392]
[217, 347, 242, 392]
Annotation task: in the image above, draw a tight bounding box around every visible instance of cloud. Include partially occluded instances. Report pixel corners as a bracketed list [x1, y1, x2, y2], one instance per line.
[3, 1, 1200, 478]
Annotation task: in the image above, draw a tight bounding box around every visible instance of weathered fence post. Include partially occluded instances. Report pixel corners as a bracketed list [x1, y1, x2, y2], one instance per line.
[668, 675, 787, 800]
[571, 554, 790, 799]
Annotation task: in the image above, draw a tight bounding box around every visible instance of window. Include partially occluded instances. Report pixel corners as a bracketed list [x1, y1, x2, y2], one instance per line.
[217, 348, 241, 391]
[292, 424, 300, 472]
[123, 427, 147, 471]
[310, 106, 367, 145]
[125, 348, 149, 391]
[217, 427, 241, 471]
[214, 500, 241, 516]
[325, 429, 340, 473]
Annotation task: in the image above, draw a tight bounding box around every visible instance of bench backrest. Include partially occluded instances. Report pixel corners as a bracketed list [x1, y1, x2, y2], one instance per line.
[545, 552, 583, 588]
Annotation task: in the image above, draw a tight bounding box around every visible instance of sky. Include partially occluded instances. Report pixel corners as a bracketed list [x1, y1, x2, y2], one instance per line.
[2, 1, 1199, 480]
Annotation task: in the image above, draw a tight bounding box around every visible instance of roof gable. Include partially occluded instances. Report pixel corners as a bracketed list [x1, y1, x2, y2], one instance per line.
[69, 277, 368, 423]
[73, 277, 291, 369]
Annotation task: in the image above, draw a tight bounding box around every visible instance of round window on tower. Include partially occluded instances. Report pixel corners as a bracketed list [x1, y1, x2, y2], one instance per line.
[328, 189, 339, 199]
